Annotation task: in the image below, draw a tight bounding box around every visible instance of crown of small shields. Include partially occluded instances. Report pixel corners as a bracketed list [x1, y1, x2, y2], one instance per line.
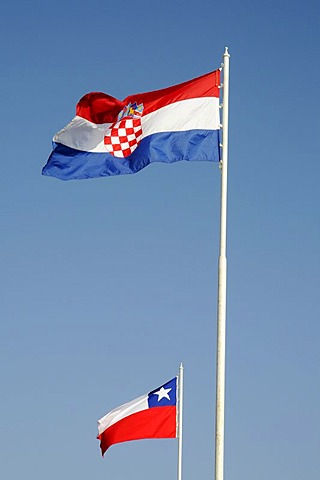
[117, 102, 144, 121]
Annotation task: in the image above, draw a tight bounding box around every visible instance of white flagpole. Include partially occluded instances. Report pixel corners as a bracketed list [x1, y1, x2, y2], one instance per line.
[215, 47, 230, 480]
[177, 363, 184, 480]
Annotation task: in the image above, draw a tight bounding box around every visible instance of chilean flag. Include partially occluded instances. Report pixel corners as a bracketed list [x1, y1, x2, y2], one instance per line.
[97, 377, 177, 456]
[42, 70, 221, 180]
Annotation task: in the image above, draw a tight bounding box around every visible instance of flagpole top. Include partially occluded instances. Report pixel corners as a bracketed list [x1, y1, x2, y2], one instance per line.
[223, 47, 230, 58]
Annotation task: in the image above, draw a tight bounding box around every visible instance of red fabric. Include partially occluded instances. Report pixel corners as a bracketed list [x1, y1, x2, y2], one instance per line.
[97, 406, 176, 455]
[76, 92, 123, 124]
[77, 70, 220, 124]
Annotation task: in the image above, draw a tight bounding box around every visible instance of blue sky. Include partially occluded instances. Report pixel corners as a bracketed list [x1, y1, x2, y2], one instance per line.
[1, 1, 319, 479]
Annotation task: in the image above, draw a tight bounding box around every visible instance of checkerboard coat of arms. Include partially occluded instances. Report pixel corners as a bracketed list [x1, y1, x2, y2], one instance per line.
[104, 102, 144, 158]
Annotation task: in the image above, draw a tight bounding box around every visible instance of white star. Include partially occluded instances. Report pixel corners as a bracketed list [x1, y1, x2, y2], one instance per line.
[153, 386, 172, 402]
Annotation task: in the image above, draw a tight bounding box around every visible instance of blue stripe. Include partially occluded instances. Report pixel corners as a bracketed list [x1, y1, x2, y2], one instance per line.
[42, 129, 221, 180]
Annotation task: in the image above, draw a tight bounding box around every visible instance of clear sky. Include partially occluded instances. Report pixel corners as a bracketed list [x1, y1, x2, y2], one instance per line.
[1, 1, 319, 479]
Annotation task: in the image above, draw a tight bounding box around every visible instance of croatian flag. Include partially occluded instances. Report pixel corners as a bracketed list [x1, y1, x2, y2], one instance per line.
[42, 70, 221, 180]
[97, 377, 177, 456]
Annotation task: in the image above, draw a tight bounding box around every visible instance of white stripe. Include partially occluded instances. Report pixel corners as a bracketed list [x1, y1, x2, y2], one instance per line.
[142, 97, 220, 137]
[97, 394, 148, 435]
[53, 116, 112, 152]
[53, 97, 220, 153]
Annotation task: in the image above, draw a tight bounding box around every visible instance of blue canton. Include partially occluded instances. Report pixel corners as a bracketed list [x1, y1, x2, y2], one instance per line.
[148, 377, 177, 408]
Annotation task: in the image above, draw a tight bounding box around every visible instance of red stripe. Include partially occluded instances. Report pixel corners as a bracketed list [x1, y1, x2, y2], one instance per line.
[77, 70, 220, 125]
[97, 406, 176, 455]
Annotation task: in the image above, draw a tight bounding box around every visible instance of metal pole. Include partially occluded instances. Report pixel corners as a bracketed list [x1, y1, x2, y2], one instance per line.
[177, 363, 184, 480]
[214, 47, 230, 480]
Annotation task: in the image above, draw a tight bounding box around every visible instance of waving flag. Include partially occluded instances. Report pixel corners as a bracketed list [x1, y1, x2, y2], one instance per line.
[97, 377, 177, 455]
[42, 70, 221, 180]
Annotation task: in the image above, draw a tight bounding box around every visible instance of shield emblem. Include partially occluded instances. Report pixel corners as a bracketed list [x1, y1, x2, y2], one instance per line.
[104, 102, 144, 158]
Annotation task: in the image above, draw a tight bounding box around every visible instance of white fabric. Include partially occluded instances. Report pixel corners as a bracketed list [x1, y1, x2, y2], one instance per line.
[53, 97, 220, 153]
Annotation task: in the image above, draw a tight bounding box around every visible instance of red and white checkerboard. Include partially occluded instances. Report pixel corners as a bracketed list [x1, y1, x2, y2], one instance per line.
[104, 117, 143, 158]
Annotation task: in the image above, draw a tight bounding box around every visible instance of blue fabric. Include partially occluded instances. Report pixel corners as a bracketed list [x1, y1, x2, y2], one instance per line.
[42, 129, 221, 180]
[148, 377, 177, 408]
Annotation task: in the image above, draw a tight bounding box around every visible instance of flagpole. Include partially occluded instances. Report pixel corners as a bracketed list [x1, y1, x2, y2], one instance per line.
[177, 363, 184, 480]
[215, 47, 230, 480]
